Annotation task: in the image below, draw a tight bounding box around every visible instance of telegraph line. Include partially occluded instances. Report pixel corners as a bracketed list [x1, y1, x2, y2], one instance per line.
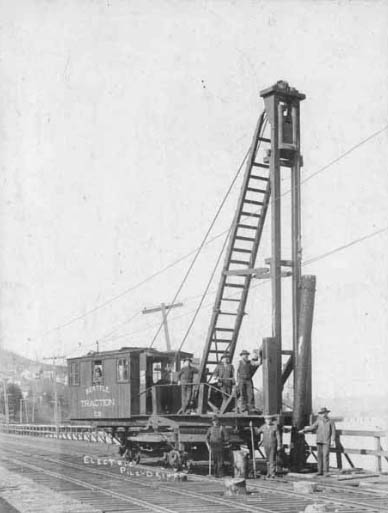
[148, 146, 251, 348]
[175, 223, 388, 353]
[94, 223, 388, 353]
[37, 123, 388, 341]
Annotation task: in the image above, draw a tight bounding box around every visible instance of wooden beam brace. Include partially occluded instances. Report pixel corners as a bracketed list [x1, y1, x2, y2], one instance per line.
[219, 393, 235, 414]
[265, 258, 294, 267]
[281, 354, 294, 387]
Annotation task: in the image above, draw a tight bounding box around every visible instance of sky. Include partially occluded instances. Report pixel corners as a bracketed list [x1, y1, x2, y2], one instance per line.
[0, 0, 387, 407]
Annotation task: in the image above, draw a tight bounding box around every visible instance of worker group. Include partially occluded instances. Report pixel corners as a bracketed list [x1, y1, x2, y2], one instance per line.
[178, 349, 336, 479]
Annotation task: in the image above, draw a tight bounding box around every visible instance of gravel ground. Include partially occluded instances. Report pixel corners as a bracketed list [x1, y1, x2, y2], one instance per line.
[0, 465, 102, 513]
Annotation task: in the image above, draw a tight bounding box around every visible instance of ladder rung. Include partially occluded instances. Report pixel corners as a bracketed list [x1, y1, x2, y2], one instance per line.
[247, 187, 267, 194]
[230, 259, 250, 265]
[241, 212, 261, 218]
[218, 311, 238, 316]
[221, 298, 241, 302]
[258, 136, 271, 143]
[249, 175, 269, 182]
[211, 338, 232, 343]
[243, 199, 263, 206]
[207, 361, 221, 364]
[224, 283, 245, 288]
[232, 247, 252, 254]
[252, 162, 269, 169]
[237, 224, 257, 230]
[235, 235, 255, 242]
[209, 350, 225, 354]
[215, 328, 234, 332]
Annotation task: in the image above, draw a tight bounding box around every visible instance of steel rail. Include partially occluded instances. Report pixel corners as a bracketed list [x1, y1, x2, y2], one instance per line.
[0, 448, 276, 513]
[1, 444, 383, 513]
[0, 454, 177, 513]
[0, 436, 385, 513]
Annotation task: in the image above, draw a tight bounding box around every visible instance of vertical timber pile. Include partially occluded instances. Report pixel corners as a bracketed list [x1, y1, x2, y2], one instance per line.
[291, 275, 316, 468]
[260, 81, 305, 415]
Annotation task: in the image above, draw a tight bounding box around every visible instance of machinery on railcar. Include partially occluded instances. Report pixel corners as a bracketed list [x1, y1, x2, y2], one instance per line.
[68, 81, 316, 470]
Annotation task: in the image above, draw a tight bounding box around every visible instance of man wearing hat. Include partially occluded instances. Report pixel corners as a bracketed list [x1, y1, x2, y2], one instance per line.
[206, 414, 227, 477]
[237, 349, 262, 413]
[299, 407, 336, 476]
[177, 357, 199, 413]
[213, 353, 235, 411]
[255, 415, 282, 478]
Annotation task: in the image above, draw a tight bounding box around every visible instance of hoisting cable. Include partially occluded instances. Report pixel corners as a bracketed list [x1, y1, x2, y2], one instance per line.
[175, 223, 232, 355]
[148, 145, 251, 348]
[86, 222, 388, 351]
[40, 123, 387, 340]
[174, 114, 268, 354]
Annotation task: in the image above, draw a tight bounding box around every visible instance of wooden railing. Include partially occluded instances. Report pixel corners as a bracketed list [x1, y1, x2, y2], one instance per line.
[1, 422, 387, 472]
[0, 422, 116, 444]
[304, 428, 388, 473]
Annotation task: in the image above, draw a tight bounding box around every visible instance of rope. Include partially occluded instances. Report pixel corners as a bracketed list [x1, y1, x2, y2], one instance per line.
[148, 145, 251, 348]
[176, 225, 232, 354]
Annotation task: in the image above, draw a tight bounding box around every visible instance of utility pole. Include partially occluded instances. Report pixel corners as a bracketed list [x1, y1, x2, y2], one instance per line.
[2, 380, 9, 424]
[142, 302, 183, 351]
[43, 355, 66, 437]
[32, 390, 35, 424]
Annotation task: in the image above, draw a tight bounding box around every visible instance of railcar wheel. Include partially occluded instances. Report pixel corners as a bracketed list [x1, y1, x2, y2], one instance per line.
[167, 449, 182, 470]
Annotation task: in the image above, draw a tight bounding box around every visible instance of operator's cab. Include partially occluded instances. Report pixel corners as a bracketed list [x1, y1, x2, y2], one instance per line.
[67, 347, 193, 421]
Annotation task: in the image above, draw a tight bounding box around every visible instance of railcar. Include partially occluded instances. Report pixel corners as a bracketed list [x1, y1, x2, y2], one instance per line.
[68, 346, 193, 420]
[67, 346, 263, 464]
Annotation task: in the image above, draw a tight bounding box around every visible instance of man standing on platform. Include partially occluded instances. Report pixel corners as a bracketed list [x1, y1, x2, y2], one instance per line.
[298, 407, 336, 476]
[177, 357, 198, 413]
[255, 415, 282, 478]
[206, 414, 227, 477]
[213, 353, 235, 411]
[237, 349, 261, 413]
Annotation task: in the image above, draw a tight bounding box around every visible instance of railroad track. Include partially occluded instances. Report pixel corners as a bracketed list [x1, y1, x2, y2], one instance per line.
[0, 435, 387, 513]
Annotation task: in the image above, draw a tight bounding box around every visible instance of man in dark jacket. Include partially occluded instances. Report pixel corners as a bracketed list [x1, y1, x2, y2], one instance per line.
[256, 415, 282, 478]
[206, 414, 227, 477]
[237, 349, 261, 413]
[299, 407, 336, 476]
[177, 357, 198, 413]
[213, 353, 235, 411]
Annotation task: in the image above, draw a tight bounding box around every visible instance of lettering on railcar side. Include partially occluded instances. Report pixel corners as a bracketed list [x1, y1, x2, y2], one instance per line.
[85, 385, 111, 395]
[80, 398, 116, 408]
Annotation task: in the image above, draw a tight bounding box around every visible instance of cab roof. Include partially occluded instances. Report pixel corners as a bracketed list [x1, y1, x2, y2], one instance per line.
[67, 346, 193, 361]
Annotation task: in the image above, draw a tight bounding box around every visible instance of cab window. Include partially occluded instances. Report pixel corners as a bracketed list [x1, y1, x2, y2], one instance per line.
[69, 361, 80, 386]
[92, 360, 103, 384]
[152, 362, 162, 383]
[117, 358, 129, 382]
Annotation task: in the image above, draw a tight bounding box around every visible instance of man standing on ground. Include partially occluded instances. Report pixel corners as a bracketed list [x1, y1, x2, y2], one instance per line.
[206, 414, 227, 477]
[237, 349, 261, 413]
[213, 353, 235, 411]
[177, 357, 198, 413]
[299, 407, 336, 476]
[255, 415, 282, 478]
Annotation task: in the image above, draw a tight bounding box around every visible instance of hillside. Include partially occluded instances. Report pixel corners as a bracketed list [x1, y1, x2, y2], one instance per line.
[0, 348, 69, 423]
[0, 348, 66, 381]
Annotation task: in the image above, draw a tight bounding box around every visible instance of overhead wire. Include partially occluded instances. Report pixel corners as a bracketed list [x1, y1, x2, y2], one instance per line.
[148, 146, 251, 348]
[39, 122, 388, 342]
[64, 223, 388, 356]
[176, 223, 232, 354]
[172, 114, 268, 352]
[167, 122, 388, 354]
[66, 124, 388, 354]
[107, 223, 388, 350]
